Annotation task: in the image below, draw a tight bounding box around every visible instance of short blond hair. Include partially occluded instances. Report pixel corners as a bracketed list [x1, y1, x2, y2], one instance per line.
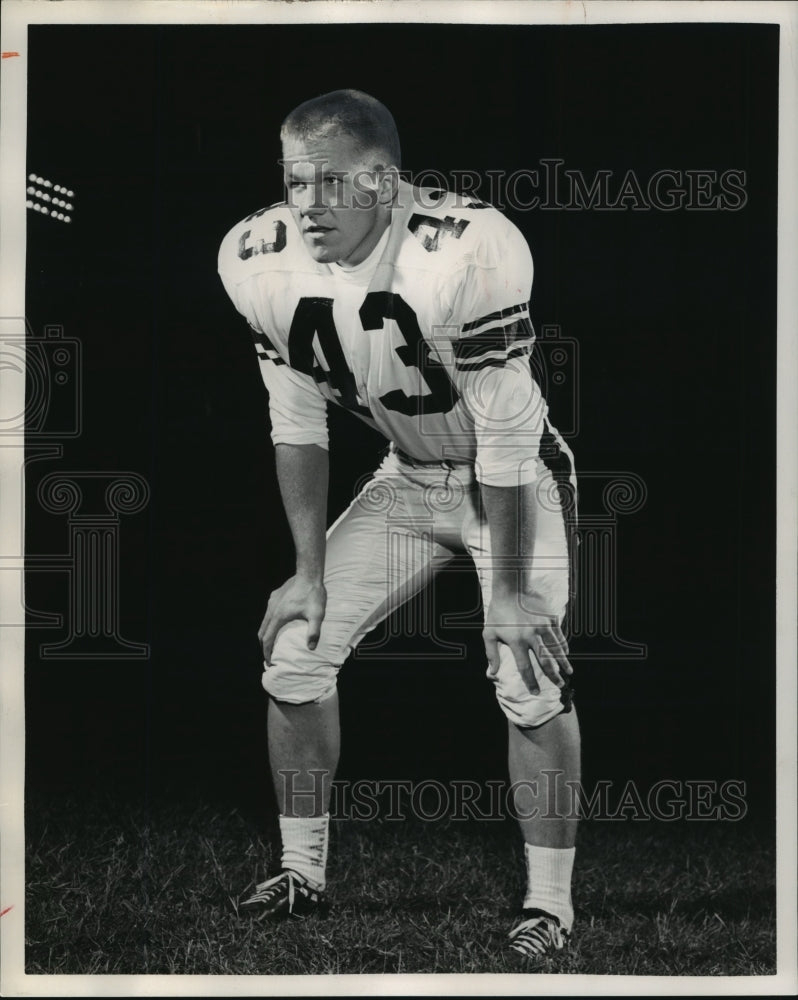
[281, 89, 401, 168]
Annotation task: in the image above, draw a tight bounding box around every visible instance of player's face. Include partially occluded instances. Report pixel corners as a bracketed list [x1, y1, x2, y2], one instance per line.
[282, 132, 390, 267]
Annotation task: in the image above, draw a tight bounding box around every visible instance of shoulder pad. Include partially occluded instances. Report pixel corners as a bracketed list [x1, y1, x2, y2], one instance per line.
[218, 203, 311, 280]
[400, 184, 524, 270]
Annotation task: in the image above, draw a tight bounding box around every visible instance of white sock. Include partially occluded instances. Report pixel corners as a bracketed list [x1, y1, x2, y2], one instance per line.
[522, 843, 575, 933]
[279, 814, 329, 890]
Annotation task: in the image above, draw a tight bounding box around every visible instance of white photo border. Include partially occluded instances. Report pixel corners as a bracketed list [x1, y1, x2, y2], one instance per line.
[1, 1, 795, 996]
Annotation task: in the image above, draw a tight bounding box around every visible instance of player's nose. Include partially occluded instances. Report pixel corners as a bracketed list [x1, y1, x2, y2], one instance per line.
[301, 202, 327, 218]
[296, 186, 327, 216]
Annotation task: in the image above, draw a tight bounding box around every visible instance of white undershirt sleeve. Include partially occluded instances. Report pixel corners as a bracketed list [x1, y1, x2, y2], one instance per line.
[260, 358, 329, 450]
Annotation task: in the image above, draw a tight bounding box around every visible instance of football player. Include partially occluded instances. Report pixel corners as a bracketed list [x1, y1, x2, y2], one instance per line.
[218, 89, 580, 961]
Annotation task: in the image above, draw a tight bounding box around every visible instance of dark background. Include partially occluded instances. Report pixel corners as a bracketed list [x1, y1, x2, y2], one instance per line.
[24, 24, 777, 822]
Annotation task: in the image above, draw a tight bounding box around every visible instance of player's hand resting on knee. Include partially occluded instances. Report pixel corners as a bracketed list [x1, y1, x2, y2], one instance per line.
[483, 593, 573, 695]
[259, 576, 327, 666]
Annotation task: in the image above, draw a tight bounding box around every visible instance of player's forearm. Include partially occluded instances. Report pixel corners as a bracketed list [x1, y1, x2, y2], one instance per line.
[275, 443, 329, 582]
[480, 481, 538, 597]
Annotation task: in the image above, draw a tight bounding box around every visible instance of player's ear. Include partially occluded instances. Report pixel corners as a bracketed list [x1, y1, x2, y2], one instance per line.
[376, 165, 399, 206]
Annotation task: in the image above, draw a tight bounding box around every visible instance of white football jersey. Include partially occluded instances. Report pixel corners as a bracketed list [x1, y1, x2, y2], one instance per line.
[218, 181, 559, 486]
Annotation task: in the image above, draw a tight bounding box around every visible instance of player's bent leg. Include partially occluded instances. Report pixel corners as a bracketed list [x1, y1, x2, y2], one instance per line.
[496, 655, 581, 958]
[239, 695, 340, 918]
[241, 619, 345, 916]
[493, 649, 581, 923]
[504, 706, 581, 961]
[262, 616, 342, 883]
[244, 466, 455, 920]
[240, 630, 339, 918]
[472, 567, 580, 955]
[465, 460, 579, 957]
[485, 625, 580, 851]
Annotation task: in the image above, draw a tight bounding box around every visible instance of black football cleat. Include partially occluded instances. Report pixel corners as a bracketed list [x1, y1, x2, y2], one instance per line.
[508, 908, 569, 961]
[239, 869, 329, 920]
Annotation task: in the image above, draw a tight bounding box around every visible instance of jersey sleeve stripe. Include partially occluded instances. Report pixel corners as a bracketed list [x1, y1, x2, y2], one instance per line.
[251, 328, 286, 365]
[455, 340, 534, 372]
[461, 302, 527, 333]
[453, 318, 534, 360]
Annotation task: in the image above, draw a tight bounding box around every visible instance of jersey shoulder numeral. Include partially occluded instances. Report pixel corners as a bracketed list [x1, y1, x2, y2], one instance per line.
[238, 219, 287, 260]
[407, 213, 470, 253]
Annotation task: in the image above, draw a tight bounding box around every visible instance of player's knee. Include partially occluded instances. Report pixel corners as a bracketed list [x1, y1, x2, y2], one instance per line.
[488, 646, 573, 728]
[494, 684, 568, 728]
[262, 620, 338, 705]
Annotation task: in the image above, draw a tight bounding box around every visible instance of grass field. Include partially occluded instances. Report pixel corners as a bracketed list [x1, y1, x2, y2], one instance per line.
[24, 789, 776, 977]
